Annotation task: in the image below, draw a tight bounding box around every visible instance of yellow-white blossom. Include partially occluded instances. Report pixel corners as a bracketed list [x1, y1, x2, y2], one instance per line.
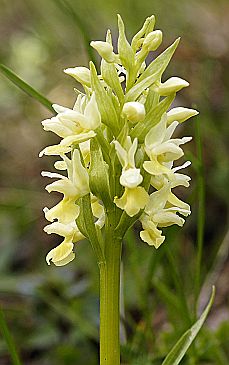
[44, 221, 84, 266]
[140, 184, 190, 248]
[143, 114, 192, 176]
[41, 92, 100, 151]
[42, 149, 89, 224]
[114, 137, 149, 216]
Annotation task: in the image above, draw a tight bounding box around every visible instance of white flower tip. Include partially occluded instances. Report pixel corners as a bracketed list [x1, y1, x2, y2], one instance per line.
[52, 103, 67, 114]
[63, 67, 73, 74]
[41, 171, 47, 177]
[45, 186, 51, 193]
[39, 149, 45, 157]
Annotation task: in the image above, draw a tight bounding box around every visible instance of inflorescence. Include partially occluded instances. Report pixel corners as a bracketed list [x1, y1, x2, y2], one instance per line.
[40, 15, 198, 266]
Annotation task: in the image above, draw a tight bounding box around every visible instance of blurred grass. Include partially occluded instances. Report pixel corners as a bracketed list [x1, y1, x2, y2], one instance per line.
[0, 0, 229, 364]
[0, 307, 22, 365]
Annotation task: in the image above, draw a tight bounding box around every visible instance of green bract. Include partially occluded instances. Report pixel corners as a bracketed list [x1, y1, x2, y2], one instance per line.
[40, 15, 198, 266]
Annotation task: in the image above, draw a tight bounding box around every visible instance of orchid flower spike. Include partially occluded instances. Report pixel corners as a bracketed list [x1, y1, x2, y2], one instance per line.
[40, 14, 198, 266]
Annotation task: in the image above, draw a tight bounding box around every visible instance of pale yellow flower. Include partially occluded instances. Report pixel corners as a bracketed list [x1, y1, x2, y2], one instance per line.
[140, 184, 190, 248]
[44, 220, 85, 266]
[46, 239, 75, 266]
[40, 93, 100, 150]
[143, 114, 192, 176]
[42, 149, 89, 224]
[114, 136, 149, 216]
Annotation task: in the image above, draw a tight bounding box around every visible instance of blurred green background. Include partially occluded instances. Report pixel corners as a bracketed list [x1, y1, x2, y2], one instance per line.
[0, 0, 228, 364]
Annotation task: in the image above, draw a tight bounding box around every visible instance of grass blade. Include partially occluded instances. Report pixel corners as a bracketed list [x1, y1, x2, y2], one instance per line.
[53, 0, 97, 66]
[0, 64, 54, 112]
[194, 116, 206, 312]
[0, 307, 22, 365]
[161, 286, 215, 365]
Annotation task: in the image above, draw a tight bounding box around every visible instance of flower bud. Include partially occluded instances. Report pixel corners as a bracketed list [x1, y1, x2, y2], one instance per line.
[142, 30, 163, 52]
[167, 107, 199, 124]
[131, 15, 155, 51]
[122, 102, 145, 123]
[158, 77, 189, 96]
[64, 67, 91, 87]
[90, 41, 116, 63]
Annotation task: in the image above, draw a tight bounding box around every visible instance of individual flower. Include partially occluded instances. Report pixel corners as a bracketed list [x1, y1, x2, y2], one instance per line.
[143, 114, 192, 176]
[140, 184, 191, 248]
[114, 137, 149, 217]
[42, 149, 90, 224]
[40, 92, 100, 150]
[44, 221, 84, 266]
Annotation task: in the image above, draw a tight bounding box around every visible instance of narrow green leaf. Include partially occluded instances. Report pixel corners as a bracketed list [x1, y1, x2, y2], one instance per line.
[76, 194, 105, 263]
[125, 71, 161, 102]
[145, 88, 160, 113]
[0, 307, 22, 365]
[161, 286, 215, 365]
[101, 60, 124, 103]
[125, 38, 179, 103]
[90, 62, 120, 136]
[138, 38, 180, 83]
[95, 127, 111, 163]
[131, 94, 175, 142]
[89, 137, 111, 206]
[0, 64, 54, 112]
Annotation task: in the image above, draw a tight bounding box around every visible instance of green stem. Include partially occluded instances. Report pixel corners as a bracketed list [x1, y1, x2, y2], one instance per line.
[99, 235, 122, 365]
